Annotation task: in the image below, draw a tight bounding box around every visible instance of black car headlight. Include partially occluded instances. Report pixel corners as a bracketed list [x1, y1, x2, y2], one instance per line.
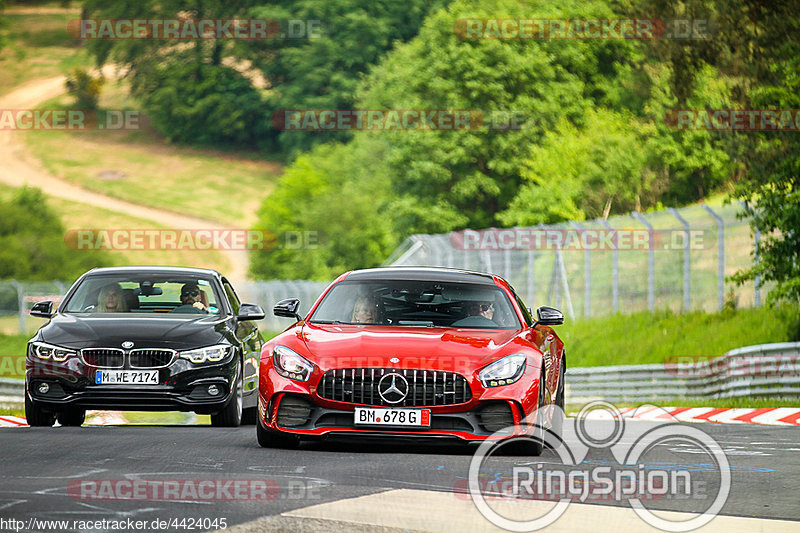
[179, 344, 231, 364]
[478, 353, 527, 387]
[29, 341, 77, 362]
[272, 345, 313, 382]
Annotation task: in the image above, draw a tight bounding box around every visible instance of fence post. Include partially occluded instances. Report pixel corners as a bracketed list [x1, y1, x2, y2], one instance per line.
[527, 246, 535, 308]
[630, 211, 655, 312]
[739, 201, 762, 306]
[754, 227, 761, 306]
[570, 221, 591, 317]
[10, 280, 24, 334]
[701, 205, 725, 311]
[668, 208, 691, 311]
[599, 219, 618, 313]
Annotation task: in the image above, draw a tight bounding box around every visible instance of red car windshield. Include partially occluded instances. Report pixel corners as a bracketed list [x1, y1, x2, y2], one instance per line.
[309, 280, 521, 329]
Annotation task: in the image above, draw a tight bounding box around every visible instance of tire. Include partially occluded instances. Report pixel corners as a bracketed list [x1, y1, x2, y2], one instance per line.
[57, 408, 86, 427]
[548, 355, 566, 447]
[24, 387, 55, 427]
[256, 421, 299, 449]
[505, 367, 546, 456]
[210, 367, 243, 428]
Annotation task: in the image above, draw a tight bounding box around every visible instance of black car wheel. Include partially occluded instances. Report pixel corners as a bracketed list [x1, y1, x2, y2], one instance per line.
[210, 366, 243, 427]
[57, 408, 86, 427]
[25, 387, 55, 427]
[256, 422, 299, 449]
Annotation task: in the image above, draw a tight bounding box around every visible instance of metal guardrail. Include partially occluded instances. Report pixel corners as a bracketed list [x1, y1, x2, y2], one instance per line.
[0, 377, 24, 406]
[566, 342, 800, 401]
[3, 343, 798, 406]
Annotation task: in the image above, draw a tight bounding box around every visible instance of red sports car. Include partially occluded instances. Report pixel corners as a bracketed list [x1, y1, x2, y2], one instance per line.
[256, 267, 565, 454]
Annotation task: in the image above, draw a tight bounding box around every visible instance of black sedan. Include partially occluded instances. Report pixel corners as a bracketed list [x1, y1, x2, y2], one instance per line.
[25, 266, 265, 427]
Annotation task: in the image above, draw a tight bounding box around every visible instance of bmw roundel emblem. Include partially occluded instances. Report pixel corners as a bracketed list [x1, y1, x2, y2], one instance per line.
[121, 341, 134, 349]
[390, 357, 400, 363]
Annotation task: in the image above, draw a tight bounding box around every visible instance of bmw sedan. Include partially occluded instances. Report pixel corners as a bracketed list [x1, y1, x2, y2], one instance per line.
[257, 267, 565, 454]
[25, 266, 265, 427]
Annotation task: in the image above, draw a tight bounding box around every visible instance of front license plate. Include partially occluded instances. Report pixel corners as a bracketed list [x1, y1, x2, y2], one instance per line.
[354, 407, 430, 427]
[95, 370, 159, 385]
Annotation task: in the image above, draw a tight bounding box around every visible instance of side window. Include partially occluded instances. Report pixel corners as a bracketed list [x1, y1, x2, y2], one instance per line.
[223, 281, 241, 315]
[513, 292, 533, 327]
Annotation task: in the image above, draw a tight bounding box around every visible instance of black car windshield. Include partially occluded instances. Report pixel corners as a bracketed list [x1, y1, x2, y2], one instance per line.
[309, 279, 521, 329]
[62, 274, 223, 315]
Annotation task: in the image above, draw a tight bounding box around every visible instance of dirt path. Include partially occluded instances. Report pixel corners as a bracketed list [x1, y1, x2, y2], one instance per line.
[0, 72, 250, 281]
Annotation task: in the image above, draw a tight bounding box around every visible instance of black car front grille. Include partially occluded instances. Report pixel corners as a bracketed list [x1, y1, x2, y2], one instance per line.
[130, 349, 175, 368]
[81, 348, 124, 368]
[317, 368, 472, 407]
[81, 348, 174, 368]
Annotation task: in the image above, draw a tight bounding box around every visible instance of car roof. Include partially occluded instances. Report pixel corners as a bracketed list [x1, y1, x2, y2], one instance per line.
[344, 266, 497, 285]
[85, 266, 222, 277]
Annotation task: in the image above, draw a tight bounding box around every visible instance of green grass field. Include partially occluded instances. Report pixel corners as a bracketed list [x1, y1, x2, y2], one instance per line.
[25, 86, 282, 227]
[0, 10, 90, 96]
[561, 305, 800, 367]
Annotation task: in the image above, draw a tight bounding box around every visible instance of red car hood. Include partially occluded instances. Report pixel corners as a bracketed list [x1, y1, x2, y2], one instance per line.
[299, 323, 528, 374]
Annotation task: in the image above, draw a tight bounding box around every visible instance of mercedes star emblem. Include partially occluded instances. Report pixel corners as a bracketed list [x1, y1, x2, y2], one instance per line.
[377, 372, 409, 404]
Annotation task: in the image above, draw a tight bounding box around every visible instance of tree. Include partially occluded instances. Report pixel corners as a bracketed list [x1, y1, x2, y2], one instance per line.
[250, 137, 397, 280]
[633, 0, 800, 302]
[242, 0, 443, 156]
[82, 0, 268, 147]
[0, 188, 109, 281]
[357, 0, 641, 234]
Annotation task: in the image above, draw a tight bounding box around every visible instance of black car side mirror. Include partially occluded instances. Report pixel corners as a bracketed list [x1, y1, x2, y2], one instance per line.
[30, 301, 54, 319]
[533, 306, 564, 327]
[274, 298, 302, 321]
[237, 303, 265, 321]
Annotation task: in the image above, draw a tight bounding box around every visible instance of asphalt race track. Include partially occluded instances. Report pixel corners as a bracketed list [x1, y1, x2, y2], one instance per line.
[1, 422, 799, 532]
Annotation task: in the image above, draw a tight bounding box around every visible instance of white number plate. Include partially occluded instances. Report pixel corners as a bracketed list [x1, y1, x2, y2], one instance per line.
[95, 370, 159, 385]
[354, 407, 431, 427]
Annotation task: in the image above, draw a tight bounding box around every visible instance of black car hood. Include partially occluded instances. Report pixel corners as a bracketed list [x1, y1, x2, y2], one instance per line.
[38, 313, 230, 350]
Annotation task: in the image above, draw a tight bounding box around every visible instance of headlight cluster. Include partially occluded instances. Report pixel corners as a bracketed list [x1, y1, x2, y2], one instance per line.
[29, 342, 77, 362]
[179, 344, 231, 364]
[478, 353, 527, 387]
[272, 345, 313, 382]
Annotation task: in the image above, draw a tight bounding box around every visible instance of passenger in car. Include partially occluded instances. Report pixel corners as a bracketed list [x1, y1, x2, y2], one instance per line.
[179, 282, 208, 312]
[96, 283, 129, 313]
[351, 295, 382, 324]
[465, 301, 494, 321]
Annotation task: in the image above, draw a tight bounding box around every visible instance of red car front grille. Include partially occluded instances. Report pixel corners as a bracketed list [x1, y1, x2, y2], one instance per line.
[317, 368, 472, 407]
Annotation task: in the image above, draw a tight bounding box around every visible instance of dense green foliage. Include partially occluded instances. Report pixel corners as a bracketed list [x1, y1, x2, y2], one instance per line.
[65, 67, 103, 109]
[0, 188, 108, 280]
[75, 0, 797, 295]
[251, 0, 732, 276]
[242, 0, 443, 156]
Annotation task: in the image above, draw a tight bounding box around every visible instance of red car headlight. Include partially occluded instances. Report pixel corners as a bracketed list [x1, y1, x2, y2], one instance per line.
[272, 345, 314, 382]
[478, 353, 527, 387]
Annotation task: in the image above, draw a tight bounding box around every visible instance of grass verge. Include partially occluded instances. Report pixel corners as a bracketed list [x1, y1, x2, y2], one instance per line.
[25, 86, 281, 227]
[561, 306, 800, 367]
